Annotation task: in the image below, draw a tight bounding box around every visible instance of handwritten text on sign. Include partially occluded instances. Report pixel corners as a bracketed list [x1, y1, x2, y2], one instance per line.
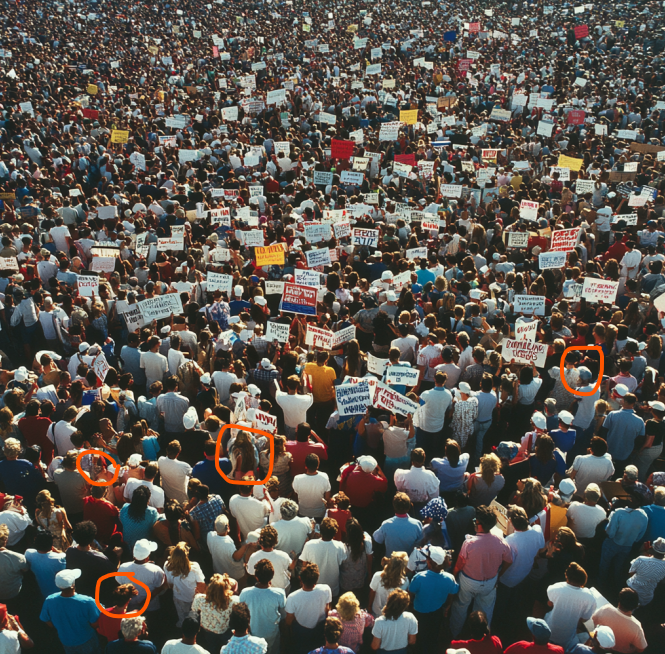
[78, 276, 99, 297]
[581, 278, 620, 304]
[514, 295, 546, 316]
[336, 381, 372, 417]
[351, 228, 379, 248]
[280, 283, 318, 316]
[138, 294, 184, 322]
[266, 321, 290, 343]
[305, 325, 333, 349]
[514, 319, 538, 342]
[502, 339, 548, 367]
[375, 385, 419, 415]
[550, 228, 581, 252]
[385, 366, 419, 386]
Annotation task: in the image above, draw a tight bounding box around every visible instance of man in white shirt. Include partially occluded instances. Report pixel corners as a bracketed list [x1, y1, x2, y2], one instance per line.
[229, 483, 270, 540]
[123, 463, 165, 511]
[394, 448, 440, 506]
[274, 377, 313, 439]
[567, 437, 615, 492]
[157, 441, 192, 504]
[140, 337, 168, 389]
[68, 342, 95, 378]
[208, 515, 250, 582]
[247, 525, 293, 591]
[166, 334, 188, 376]
[49, 218, 71, 253]
[415, 334, 443, 392]
[292, 454, 331, 520]
[48, 407, 79, 456]
[155, 377, 189, 435]
[118, 539, 167, 612]
[620, 241, 642, 279]
[272, 499, 313, 557]
[416, 371, 452, 454]
[211, 359, 238, 403]
[565, 484, 607, 540]
[299, 517, 347, 596]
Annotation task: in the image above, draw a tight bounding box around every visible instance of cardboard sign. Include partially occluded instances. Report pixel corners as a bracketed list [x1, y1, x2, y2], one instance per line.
[294, 270, 321, 287]
[331, 325, 356, 348]
[304, 223, 332, 243]
[514, 295, 546, 316]
[351, 228, 379, 248]
[266, 321, 290, 343]
[385, 365, 419, 386]
[406, 247, 428, 260]
[305, 324, 333, 349]
[78, 276, 99, 297]
[264, 281, 285, 295]
[138, 294, 184, 322]
[368, 354, 388, 377]
[206, 272, 233, 294]
[331, 139, 355, 160]
[254, 409, 277, 433]
[279, 283, 318, 316]
[539, 251, 567, 269]
[333, 222, 351, 239]
[375, 384, 419, 415]
[502, 339, 548, 367]
[507, 232, 530, 248]
[93, 353, 110, 382]
[90, 256, 116, 273]
[306, 248, 332, 268]
[119, 303, 144, 333]
[0, 257, 19, 271]
[255, 245, 286, 266]
[581, 278, 620, 304]
[97, 206, 118, 220]
[550, 228, 581, 252]
[110, 130, 130, 144]
[336, 380, 372, 417]
[515, 319, 538, 342]
[157, 237, 184, 251]
[520, 200, 539, 221]
[313, 171, 334, 186]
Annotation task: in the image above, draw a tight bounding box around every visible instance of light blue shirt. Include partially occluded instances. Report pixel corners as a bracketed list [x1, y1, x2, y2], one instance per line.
[473, 390, 497, 422]
[238, 586, 286, 640]
[25, 549, 66, 597]
[603, 409, 645, 461]
[373, 515, 423, 555]
[120, 345, 145, 385]
[606, 507, 648, 547]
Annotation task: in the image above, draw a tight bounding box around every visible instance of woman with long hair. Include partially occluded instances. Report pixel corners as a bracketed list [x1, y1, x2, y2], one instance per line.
[260, 435, 292, 496]
[34, 489, 72, 550]
[468, 453, 505, 507]
[328, 592, 375, 653]
[164, 542, 206, 627]
[643, 335, 664, 370]
[431, 439, 470, 497]
[450, 610, 503, 654]
[342, 340, 367, 378]
[192, 573, 238, 651]
[230, 431, 257, 480]
[96, 584, 139, 644]
[370, 589, 418, 654]
[529, 435, 564, 486]
[339, 518, 373, 595]
[367, 552, 409, 617]
[119, 485, 159, 548]
[512, 477, 548, 519]
[152, 499, 199, 551]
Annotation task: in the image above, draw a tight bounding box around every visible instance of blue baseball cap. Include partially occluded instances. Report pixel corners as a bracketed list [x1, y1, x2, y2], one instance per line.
[527, 618, 551, 640]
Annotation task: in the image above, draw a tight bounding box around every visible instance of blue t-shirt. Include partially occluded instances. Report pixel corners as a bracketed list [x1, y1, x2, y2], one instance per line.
[551, 428, 577, 453]
[191, 458, 233, 498]
[105, 638, 158, 654]
[0, 459, 45, 500]
[643, 504, 665, 542]
[40, 593, 101, 647]
[373, 516, 423, 555]
[409, 569, 459, 613]
[25, 549, 66, 597]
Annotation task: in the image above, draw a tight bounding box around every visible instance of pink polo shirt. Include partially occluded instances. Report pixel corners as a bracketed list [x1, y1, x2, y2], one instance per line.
[457, 532, 513, 581]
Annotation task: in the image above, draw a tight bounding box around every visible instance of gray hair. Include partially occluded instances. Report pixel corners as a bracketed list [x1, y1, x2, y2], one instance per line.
[121, 617, 145, 640]
[215, 514, 229, 535]
[655, 487, 665, 507]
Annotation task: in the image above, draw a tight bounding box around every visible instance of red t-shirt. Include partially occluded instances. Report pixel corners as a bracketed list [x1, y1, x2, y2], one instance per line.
[326, 508, 352, 540]
[504, 642, 564, 654]
[450, 635, 503, 654]
[18, 416, 54, 464]
[339, 466, 388, 508]
[83, 496, 120, 543]
[285, 441, 328, 477]
[96, 606, 126, 642]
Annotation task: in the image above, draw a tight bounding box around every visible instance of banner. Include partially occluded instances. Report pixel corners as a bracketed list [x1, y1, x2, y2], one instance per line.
[255, 245, 286, 266]
[331, 139, 355, 160]
[581, 278, 620, 304]
[306, 248, 332, 268]
[206, 272, 233, 294]
[502, 339, 548, 367]
[305, 325, 333, 349]
[539, 251, 567, 269]
[351, 228, 379, 248]
[279, 283, 318, 315]
[514, 294, 546, 316]
[550, 228, 581, 252]
[375, 385, 419, 415]
[138, 294, 184, 322]
[331, 325, 356, 348]
[336, 381, 372, 417]
[266, 321, 290, 343]
[385, 366, 419, 386]
[514, 319, 538, 342]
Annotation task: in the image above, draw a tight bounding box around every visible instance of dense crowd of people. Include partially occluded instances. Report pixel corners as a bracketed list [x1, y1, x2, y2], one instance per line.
[1, 0, 665, 652]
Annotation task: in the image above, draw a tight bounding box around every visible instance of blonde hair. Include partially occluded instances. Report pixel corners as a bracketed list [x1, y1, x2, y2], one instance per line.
[594, 399, 610, 417]
[36, 489, 57, 519]
[165, 542, 192, 578]
[480, 453, 501, 486]
[3, 438, 21, 458]
[380, 551, 408, 589]
[335, 592, 360, 621]
[205, 573, 234, 611]
[0, 524, 8, 546]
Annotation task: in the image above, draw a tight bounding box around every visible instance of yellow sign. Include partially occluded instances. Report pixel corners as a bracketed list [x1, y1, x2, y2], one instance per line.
[0, 193, 16, 201]
[400, 109, 418, 125]
[303, 23, 311, 32]
[615, 20, 625, 27]
[110, 130, 130, 144]
[255, 245, 286, 267]
[87, 84, 98, 96]
[557, 154, 584, 172]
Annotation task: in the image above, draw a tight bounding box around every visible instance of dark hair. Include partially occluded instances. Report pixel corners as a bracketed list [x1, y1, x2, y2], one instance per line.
[475, 505, 497, 532]
[467, 611, 490, 640]
[34, 529, 54, 551]
[305, 453, 319, 471]
[618, 587, 639, 612]
[344, 518, 365, 562]
[445, 440, 461, 467]
[299, 562, 320, 587]
[72, 520, 98, 547]
[127, 485, 151, 521]
[229, 603, 251, 633]
[181, 616, 201, 639]
[254, 559, 275, 584]
[589, 436, 608, 456]
[320, 517, 338, 541]
[324, 617, 344, 644]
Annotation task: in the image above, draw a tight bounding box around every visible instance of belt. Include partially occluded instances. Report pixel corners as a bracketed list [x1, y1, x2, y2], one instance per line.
[476, 418, 492, 423]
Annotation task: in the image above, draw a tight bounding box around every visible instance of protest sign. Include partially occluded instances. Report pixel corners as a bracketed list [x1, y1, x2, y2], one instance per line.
[265, 281, 285, 296]
[209, 207, 231, 225]
[331, 139, 355, 160]
[206, 272, 233, 294]
[331, 326, 356, 348]
[502, 339, 548, 367]
[280, 283, 318, 315]
[375, 385, 419, 415]
[515, 319, 538, 342]
[340, 170, 364, 185]
[550, 228, 581, 252]
[304, 223, 332, 243]
[539, 251, 567, 269]
[0, 258, 19, 271]
[514, 295, 546, 316]
[266, 321, 290, 343]
[406, 247, 428, 260]
[400, 109, 418, 125]
[368, 354, 388, 377]
[557, 155, 584, 171]
[157, 237, 184, 251]
[255, 245, 285, 266]
[575, 179, 596, 195]
[581, 278, 620, 304]
[333, 222, 351, 239]
[294, 270, 321, 287]
[119, 303, 144, 333]
[385, 366, 419, 386]
[93, 353, 110, 382]
[520, 200, 539, 221]
[305, 325, 333, 348]
[507, 232, 529, 248]
[78, 276, 99, 297]
[97, 206, 118, 220]
[110, 130, 129, 144]
[313, 171, 334, 186]
[306, 248, 332, 268]
[254, 409, 277, 433]
[138, 294, 184, 322]
[351, 228, 379, 248]
[336, 381, 372, 417]
[211, 248, 231, 263]
[90, 257, 116, 273]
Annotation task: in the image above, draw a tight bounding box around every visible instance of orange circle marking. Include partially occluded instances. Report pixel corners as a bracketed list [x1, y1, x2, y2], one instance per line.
[76, 449, 120, 486]
[95, 572, 151, 617]
[560, 346, 604, 397]
[215, 424, 274, 485]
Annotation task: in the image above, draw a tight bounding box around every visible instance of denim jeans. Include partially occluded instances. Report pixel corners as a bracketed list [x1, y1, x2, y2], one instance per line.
[599, 538, 632, 589]
[473, 418, 493, 460]
[449, 572, 498, 637]
[64, 635, 102, 654]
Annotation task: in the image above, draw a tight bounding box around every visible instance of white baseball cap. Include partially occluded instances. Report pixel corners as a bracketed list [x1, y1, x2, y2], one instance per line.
[254, 296, 267, 306]
[183, 406, 198, 429]
[386, 290, 397, 301]
[532, 411, 547, 430]
[133, 539, 158, 560]
[428, 545, 448, 566]
[55, 568, 81, 589]
[358, 455, 377, 473]
[593, 626, 615, 649]
[234, 285, 244, 296]
[558, 410, 574, 425]
[614, 383, 629, 397]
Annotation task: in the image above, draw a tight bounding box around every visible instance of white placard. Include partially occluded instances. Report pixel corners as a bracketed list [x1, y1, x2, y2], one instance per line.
[539, 251, 567, 269]
[206, 272, 233, 294]
[306, 248, 332, 268]
[77, 276, 99, 297]
[385, 366, 419, 386]
[336, 381, 372, 417]
[138, 294, 184, 321]
[515, 319, 538, 342]
[581, 278, 620, 304]
[502, 339, 548, 367]
[514, 295, 546, 316]
[368, 354, 388, 377]
[351, 228, 379, 248]
[266, 321, 290, 343]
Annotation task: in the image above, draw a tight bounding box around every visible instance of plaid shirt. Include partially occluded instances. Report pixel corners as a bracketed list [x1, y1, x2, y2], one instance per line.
[221, 634, 268, 654]
[190, 494, 226, 535]
[251, 366, 280, 396]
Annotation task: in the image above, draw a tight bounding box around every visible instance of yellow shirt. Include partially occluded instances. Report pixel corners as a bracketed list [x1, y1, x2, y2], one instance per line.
[304, 363, 337, 403]
[510, 174, 523, 190]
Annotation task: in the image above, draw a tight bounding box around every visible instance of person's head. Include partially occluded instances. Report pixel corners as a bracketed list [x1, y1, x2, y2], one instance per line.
[382, 589, 410, 621]
[410, 448, 426, 467]
[565, 562, 588, 587]
[166, 542, 192, 578]
[335, 592, 361, 622]
[181, 615, 201, 641]
[507, 505, 529, 532]
[128, 485, 151, 520]
[617, 587, 639, 614]
[467, 611, 490, 641]
[296, 423, 312, 442]
[72, 521, 97, 547]
[2, 438, 21, 460]
[254, 559, 275, 586]
[206, 573, 235, 611]
[393, 492, 411, 515]
[34, 529, 54, 552]
[120, 617, 145, 642]
[479, 453, 501, 486]
[113, 583, 139, 608]
[526, 617, 552, 647]
[258, 525, 279, 550]
[319, 517, 338, 541]
[305, 453, 319, 472]
[299, 562, 320, 588]
[323, 617, 344, 646]
[167, 440, 182, 459]
[589, 436, 608, 457]
[585, 483, 601, 505]
[474, 505, 497, 533]
[214, 514, 230, 536]
[445, 439, 461, 467]
[381, 551, 408, 588]
[229, 603, 251, 635]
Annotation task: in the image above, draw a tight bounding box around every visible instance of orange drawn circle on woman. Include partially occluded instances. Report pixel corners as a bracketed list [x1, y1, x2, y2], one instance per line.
[559, 346, 604, 397]
[215, 424, 274, 485]
[95, 572, 151, 617]
[75, 449, 120, 486]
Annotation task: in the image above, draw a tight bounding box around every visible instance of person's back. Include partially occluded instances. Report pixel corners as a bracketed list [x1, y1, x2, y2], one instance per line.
[300, 519, 347, 596]
[53, 455, 88, 517]
[592, 589, 647, 654]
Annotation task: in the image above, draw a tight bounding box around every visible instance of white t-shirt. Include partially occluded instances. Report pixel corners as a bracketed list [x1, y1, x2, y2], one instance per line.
[164, 561, 205, 602]
[372, 612, 418, 651]
[369, 571, 410, 617]
[416, 344, 443, 382]
[124, 479, 165, 510]
[140, 351, 168, 388]
[394, 467, 440, 504]
[565, 502, 607, 540]
[247, 549, 292, 589]
[118, 561, 167, 611]
[569, 453, 615, 492]
[500, 526, 545, 588]
[168, 349, 188, 376]
[299, 539, 347, 596]
[284, 585, 332, 628]
[49, 421, 78, 457]
[273, 517, 312, 556]
[228, 495, 269, 539]
[292, 472, 331, 518]
[545, 582, 596, 649]
[207, 533, 246, 581]
[162, 639, 209, 654]
[275, 390, 313, 428]
[158, 457, 192, 504]
[0, 630, 21, 654]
